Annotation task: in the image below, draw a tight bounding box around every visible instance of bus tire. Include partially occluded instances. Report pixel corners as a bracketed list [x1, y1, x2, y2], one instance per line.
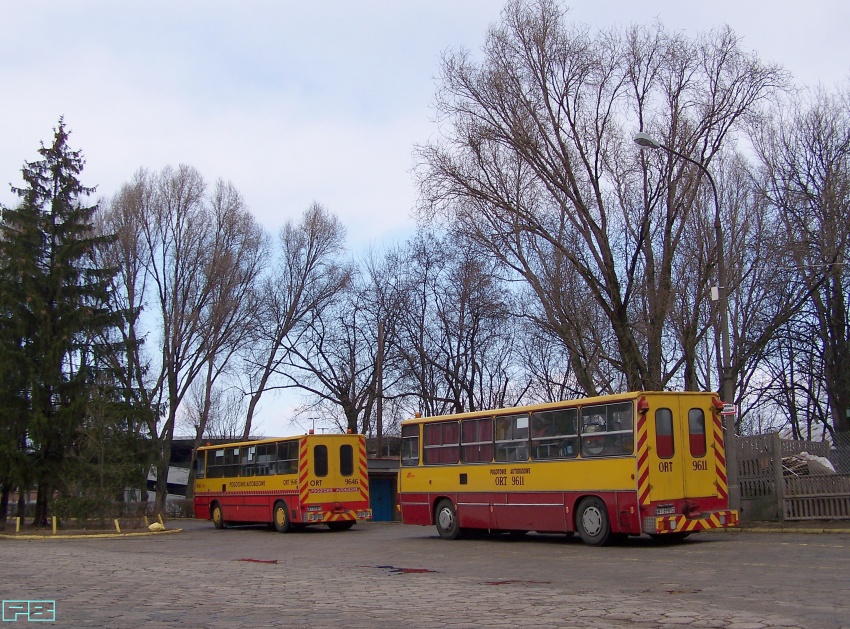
[576, 497, 611, 546]
[435, 499, 461, 540]
[273, 501, 291, 533]
[327, 521, 355, 532]
[212, 503, 225, 529]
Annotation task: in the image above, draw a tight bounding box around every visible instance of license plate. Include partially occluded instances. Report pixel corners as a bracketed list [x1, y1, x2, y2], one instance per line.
[656, 506, 675, 515]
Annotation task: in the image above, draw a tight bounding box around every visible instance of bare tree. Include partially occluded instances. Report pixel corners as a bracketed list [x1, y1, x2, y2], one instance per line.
[415, 0, 786, 400]
[181, 381, 247, 444]
[281, 279, 379, 434]
[101, 165, 265, 514]
[754, 85, 850, 437]
[391, 230, 523, 416]
[182, 180, 267, 495]
[278, 244, 407, 436]
[239, 202, 349, 439]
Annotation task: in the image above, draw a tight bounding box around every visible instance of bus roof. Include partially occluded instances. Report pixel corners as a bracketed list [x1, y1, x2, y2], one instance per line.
[195, 432, 361, 452]
[401, 391, 719, 425]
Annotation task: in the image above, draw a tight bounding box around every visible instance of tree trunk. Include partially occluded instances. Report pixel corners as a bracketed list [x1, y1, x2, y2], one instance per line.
[33, 482, 49, 527]
[375, 322, 384, 453]
[154, 458, 169, 516]
[0, 486, 9, 530]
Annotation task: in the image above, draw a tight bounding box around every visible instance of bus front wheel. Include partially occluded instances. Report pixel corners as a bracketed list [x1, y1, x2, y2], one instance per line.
[273, 501, 291, 533]
[435, 499, 461, 540]
[212, 503, 225, 529]
[576, 497, 611, 546]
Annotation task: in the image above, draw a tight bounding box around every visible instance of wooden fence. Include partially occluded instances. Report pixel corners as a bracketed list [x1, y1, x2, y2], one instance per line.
[738, 432, 850, 521]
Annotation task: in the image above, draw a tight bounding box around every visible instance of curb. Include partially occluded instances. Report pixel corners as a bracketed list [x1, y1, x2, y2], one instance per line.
[0, 528, 183, 540]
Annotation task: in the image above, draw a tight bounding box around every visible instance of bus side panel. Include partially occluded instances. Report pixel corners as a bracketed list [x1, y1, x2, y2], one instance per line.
[220, 493, 243, 521]
[614, 491, 641, 534]
[193, 494, 210, 520]
[398, 492, 432, 526]
[193, 476, 220, 520]
[456, 493, 493, 529]
[241, 492, 271, 522]
[494, 492, 565, 533]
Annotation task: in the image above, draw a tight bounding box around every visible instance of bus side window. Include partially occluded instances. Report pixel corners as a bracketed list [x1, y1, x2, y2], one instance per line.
[580, 402, 634, 457]
[207, 448, 225, 478]
[688, 409, 707, 457]
[530, 408, 577, 459]
[655, 408, 674, 458]
[224, 448, 240, 477]
[401, 425, 420, 466]
[423, 421, 459, 465]
[495, 414, 529, 462]
[340, 444, 354, 476]
[276, 441, 298, 475]
[240, 446, 257, 477]
[255, 444, 272, 476]
[461, 417, 493, 463]
[194, 453, 205, 479]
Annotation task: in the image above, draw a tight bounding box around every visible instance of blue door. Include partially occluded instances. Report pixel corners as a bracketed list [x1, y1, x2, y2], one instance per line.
[370, 477, 394, 521]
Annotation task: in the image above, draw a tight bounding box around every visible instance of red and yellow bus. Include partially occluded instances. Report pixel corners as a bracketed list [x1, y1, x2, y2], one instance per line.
[194, 433, 372, 532]
[398, 391, 737, 545]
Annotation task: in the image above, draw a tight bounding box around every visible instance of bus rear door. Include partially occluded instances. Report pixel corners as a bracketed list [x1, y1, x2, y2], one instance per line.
[300, 435, 370, 525]
[679, 399, 722, 504]
[646, 399, 686, 507]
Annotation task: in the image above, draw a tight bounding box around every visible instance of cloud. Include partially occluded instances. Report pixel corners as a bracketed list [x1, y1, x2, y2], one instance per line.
[3, 0, 849, 436]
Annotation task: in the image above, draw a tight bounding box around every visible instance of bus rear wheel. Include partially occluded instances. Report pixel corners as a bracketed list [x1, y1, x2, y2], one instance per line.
[273, 501, 291, 533]
[576, 497, 611, 546]
[435, 499, 461, 540]
[327, 521, 355, 532]
[212, 503, 225, 529]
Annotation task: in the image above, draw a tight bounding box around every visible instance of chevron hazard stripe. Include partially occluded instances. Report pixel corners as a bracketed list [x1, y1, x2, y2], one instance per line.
[636, 413, 651, 506]
[713, 412, 729, 501]
[655, 510, 738, 533]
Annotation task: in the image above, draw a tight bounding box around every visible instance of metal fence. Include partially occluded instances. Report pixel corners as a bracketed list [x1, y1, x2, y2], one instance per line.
[738, 432, 850, 521]
[831, 432, 850, 474]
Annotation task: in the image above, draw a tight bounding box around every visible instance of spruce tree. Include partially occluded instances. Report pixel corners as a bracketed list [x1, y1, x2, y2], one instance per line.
[0, 118, 117, 525]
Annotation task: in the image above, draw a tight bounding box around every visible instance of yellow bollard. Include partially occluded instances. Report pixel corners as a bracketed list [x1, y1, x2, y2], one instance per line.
[144, 515, 149, 527]
[16, 517, 21, 533]
[157, 514, 164, 526]
[52, 516, 57, 535]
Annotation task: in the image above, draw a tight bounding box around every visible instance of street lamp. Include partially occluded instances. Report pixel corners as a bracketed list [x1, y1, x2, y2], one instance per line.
[633, 132, 739, 512]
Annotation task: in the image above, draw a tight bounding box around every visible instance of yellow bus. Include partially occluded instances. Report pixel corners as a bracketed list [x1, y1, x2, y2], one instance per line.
[194, 433, 372, 532]
[398, 391, 737, 545]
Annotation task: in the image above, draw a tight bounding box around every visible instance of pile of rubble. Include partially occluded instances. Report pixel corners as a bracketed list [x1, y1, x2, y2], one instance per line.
[782, 451, 836, 476]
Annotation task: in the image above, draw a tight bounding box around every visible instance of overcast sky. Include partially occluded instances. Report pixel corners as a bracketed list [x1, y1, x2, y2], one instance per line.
[2, 1, 848, 436]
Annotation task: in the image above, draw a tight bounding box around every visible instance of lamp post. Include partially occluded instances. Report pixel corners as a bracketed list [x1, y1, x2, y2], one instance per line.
[633, 132, 739, 512]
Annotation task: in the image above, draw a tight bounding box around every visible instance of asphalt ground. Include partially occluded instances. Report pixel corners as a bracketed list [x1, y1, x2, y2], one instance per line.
[1, 519, 849, 629]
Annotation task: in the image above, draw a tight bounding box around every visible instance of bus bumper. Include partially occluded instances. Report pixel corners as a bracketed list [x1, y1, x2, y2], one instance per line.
[645, 510, 738, 534]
